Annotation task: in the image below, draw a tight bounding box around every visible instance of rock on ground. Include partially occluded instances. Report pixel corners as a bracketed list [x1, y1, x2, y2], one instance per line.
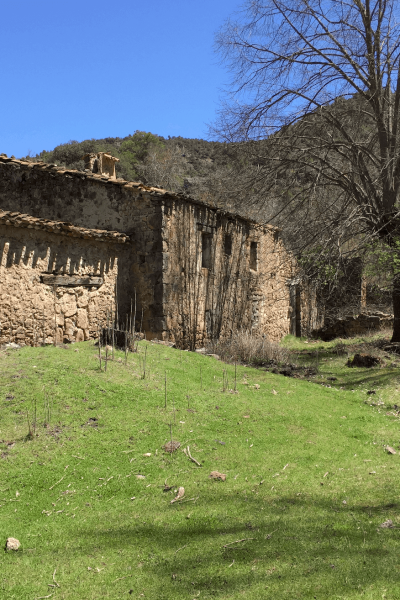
[5, 537, 20, 551]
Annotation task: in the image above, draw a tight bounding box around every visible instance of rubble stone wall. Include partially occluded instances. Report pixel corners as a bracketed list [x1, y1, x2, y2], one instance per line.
[313, 312, 393, 341]
[0, 157, 164, 335]
[161, 197, 294, 345]
[0, 157, 296, 345]
[0, 224, 129, 345]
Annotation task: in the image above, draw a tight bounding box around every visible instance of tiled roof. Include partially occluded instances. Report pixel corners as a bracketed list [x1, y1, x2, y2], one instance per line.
[0, 209, 130, 243]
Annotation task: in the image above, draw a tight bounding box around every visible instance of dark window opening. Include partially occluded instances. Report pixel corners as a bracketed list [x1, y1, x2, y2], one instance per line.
[202, 233, 212, 269]
[250, 241, 258, 270]
[289, 284, 301, 337]
[224, 234, 232, 256]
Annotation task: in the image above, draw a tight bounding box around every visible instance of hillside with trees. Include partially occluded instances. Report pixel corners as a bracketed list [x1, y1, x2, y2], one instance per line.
[27, 133, 239, 203]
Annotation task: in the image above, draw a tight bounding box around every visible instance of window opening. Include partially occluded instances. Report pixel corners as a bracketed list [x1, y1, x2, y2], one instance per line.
[224, 234, 232, 256]
[250, 241, 258, 270]
[202, 233, 212, 269]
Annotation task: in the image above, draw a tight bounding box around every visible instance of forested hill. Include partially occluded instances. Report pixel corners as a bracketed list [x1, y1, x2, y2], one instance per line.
[25, 132, 239, 203]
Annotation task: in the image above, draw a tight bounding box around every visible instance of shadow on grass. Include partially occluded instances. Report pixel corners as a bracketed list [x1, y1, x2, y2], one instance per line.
[84, 493, 400, 598]
[332, 367, 400, 390]
[293, 347, 400, 390]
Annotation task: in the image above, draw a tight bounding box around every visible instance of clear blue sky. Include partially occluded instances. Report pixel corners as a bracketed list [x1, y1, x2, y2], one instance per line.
[0, 0, 241, 158]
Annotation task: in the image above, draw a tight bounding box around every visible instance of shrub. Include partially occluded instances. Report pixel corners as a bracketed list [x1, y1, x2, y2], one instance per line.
[206, 331, 289, 365]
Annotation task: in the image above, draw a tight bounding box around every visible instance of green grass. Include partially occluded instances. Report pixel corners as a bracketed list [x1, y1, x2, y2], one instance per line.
[1, 339, 400, 599]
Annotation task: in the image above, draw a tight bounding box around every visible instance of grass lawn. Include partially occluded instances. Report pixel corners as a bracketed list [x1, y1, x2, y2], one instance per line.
[1, 336, 400, 599]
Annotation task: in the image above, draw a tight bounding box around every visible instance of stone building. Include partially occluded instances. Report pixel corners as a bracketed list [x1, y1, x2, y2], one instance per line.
[0, 152, 295, 347]
[0, 210, 130, 345]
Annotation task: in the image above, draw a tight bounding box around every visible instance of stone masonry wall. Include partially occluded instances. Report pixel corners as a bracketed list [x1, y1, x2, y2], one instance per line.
[160, 197, 293, 346]
[0, 156, 296, 345]
[0, 156, 165, 336]
[0, 224, 129, 345]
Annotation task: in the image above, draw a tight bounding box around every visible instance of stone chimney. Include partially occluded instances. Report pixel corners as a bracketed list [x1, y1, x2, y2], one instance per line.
[81, 152, 120, 179]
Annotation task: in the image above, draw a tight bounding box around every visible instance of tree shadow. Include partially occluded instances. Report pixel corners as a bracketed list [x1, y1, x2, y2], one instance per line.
[82, 492, 400, 598]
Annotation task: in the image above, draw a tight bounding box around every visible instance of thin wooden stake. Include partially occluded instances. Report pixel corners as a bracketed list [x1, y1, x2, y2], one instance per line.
[98, 321, 102, 371]
[26, 410, 32, 437]
[133, 289, 137, 347]
[142, 345, 147, 379]
[139, 307, 143, 337]
[53, 285, 57, 347]
[165, 371, 167, 408]
[105, 334, 108, 373]
[111, 309, 115, 361]
[115, 282, 119, 325]
[125, 315, 128, 365]
[33, 396, 37, 434]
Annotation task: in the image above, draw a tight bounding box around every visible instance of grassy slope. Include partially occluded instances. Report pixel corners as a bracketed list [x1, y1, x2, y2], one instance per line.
[1, 340, 400, 600]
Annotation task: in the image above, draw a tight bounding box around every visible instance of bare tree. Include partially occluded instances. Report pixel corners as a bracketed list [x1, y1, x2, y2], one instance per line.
[214, 0, 400, 341]
[136, 143, 189, 193]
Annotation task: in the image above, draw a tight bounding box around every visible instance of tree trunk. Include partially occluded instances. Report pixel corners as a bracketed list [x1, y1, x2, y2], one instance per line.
[391, 274, 400, 342]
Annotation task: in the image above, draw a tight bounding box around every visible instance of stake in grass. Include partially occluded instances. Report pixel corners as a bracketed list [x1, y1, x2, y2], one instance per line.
[98, 321, 102, 371]
[234, 358, 237, 392]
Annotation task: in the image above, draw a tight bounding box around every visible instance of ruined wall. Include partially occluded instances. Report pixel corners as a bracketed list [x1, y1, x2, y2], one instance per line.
[0, 157, 164, 336]
[313, 312, 393, 341]
[297, 280, 325, 337]
[292, 258, 367, 338]
[160, 197, 293, 346]
[0, 224, 130, 345]
[0, 156, 296, 345]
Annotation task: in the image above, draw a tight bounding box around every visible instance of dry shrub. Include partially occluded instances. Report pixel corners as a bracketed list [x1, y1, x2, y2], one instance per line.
[332, 341, 347, 356]
[206, 331, 289, 365]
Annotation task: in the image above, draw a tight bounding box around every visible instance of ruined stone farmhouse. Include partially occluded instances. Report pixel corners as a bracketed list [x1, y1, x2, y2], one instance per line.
[0, 151, 300, 347]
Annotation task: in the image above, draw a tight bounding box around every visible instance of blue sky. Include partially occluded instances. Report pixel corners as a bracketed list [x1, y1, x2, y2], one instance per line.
[0, 0, 241, 158]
